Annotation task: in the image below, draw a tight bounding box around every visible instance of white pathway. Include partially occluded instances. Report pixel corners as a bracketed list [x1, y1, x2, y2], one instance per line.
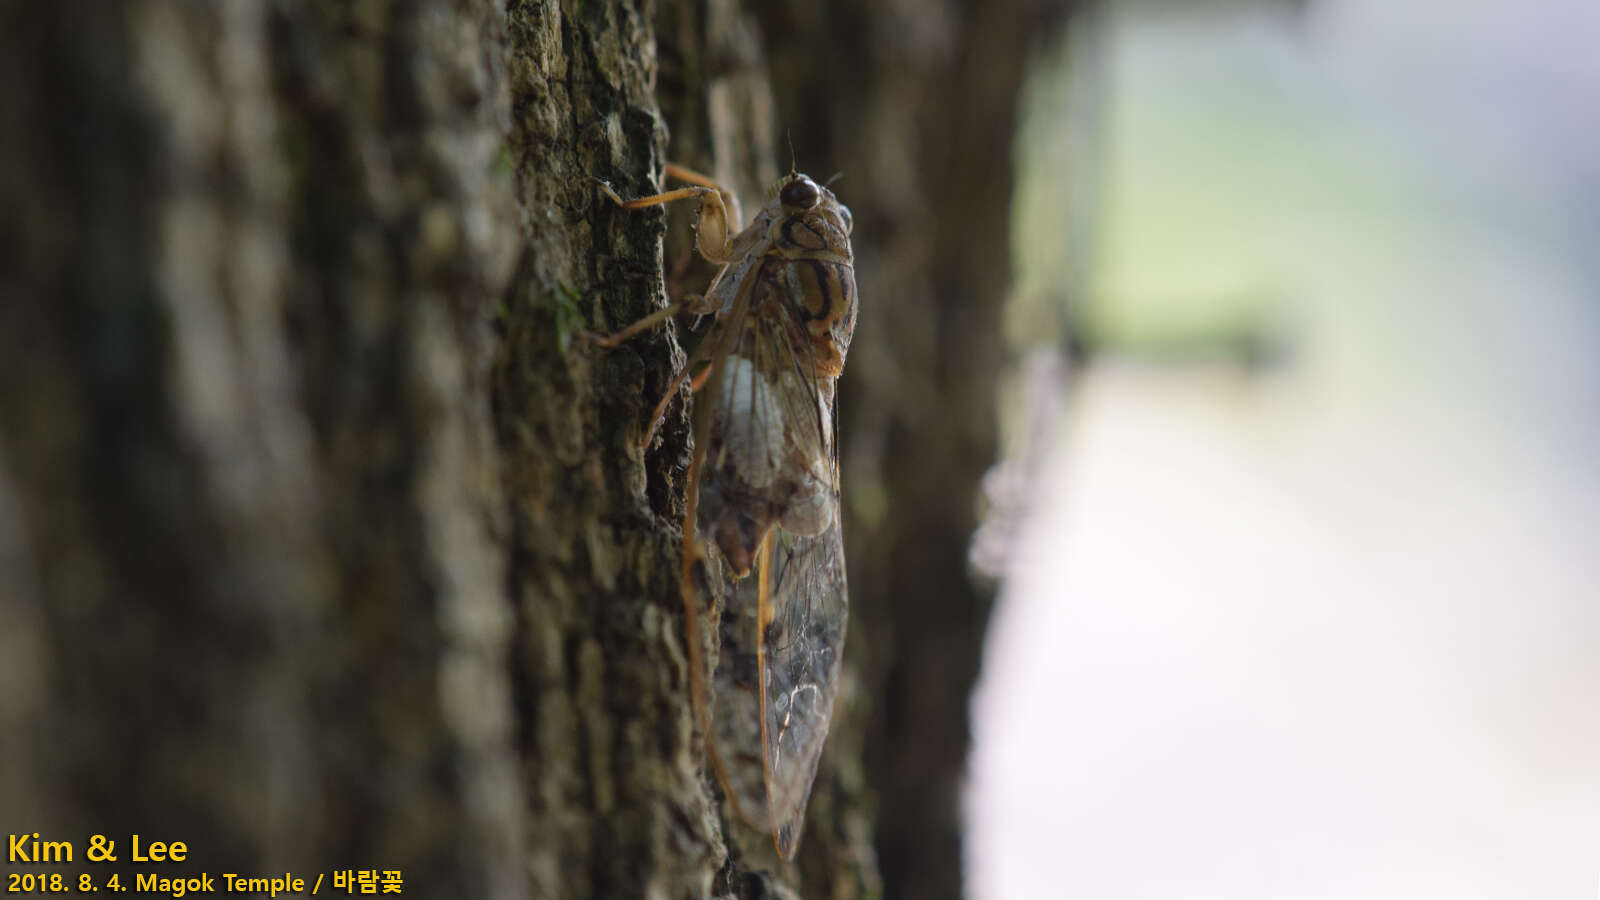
[966, 3, 1600, 897]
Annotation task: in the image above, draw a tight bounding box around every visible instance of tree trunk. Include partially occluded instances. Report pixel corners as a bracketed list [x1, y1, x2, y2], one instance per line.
[0, 1, 1064, 898]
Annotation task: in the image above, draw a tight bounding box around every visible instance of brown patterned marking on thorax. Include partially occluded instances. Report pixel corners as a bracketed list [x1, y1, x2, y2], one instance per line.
[759, 205, 857, 380]
[744, 256, 852, 380]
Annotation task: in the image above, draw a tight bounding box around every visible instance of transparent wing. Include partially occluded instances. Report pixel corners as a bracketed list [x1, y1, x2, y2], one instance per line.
[757, 518, 847, 860]
[697, 255, 847, 859]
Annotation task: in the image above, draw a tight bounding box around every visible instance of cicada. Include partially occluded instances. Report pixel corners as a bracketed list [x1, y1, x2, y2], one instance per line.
[590, 162, 855, 859]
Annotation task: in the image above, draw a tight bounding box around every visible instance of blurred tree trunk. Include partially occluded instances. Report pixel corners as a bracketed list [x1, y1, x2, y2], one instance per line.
[1, 0, 535, 895]
[0, 1, 1063, 898]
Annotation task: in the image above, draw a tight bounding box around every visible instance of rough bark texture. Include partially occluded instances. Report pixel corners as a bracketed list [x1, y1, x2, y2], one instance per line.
[0, 1, 1063, 898]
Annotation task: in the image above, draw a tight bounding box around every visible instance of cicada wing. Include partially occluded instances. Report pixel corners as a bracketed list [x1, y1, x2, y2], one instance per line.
[696, 268, 838, 577]
[758, 519, 848, 859]
[692, 245, 849, 858]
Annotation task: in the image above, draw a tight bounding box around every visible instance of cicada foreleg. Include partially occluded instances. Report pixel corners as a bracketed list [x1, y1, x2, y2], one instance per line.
[589, 163, 743, 264]
[586, 164, 741, 446]
[585, 162, 741, 347]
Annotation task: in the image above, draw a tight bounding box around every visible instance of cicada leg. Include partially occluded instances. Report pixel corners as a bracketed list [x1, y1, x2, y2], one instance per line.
[705, 528, 776, 837]
[585, 158, 747, 342]
[588, 162, 758, 805]
[584, 163, 742, 440]
[636, 335, 717, 451]
[677, 270, 759, 787]
[688, 361, 712, 393]
[584, 300, 686, 349]
[589, 164, 743, 264]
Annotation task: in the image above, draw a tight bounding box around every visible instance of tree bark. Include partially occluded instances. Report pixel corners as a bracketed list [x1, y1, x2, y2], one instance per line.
[0, 1, 1064, 898]
[3, 0, 528, 894]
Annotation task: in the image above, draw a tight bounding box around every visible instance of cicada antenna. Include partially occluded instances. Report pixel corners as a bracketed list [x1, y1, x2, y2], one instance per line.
[823, 171, 844, 188]
[786, 129, 798, 177]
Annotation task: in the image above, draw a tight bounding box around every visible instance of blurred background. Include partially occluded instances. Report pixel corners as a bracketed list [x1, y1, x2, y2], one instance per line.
[968, 1, 1600, 897]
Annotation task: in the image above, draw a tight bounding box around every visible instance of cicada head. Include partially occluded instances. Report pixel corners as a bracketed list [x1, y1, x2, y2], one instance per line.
[771, 173, 853, 260]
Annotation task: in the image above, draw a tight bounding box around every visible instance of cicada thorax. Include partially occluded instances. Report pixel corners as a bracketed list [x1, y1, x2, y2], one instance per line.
[741, 255, 856, 380]
[696, 201, 852, 582]
[765, 205, 857, 379]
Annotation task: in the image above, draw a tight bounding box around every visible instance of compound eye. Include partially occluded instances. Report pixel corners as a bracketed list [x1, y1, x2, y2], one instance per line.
[780, 175, 819, 210]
